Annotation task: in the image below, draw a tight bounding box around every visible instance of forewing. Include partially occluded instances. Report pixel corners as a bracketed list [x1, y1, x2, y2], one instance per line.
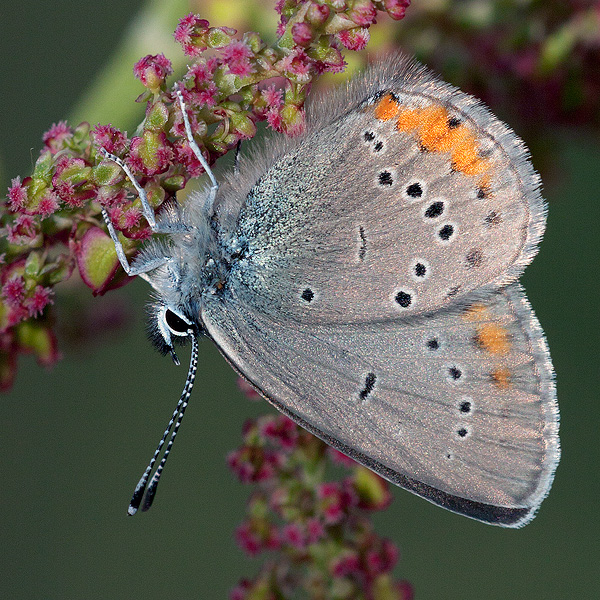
[203, 284, 558, 527]
[216, 57, 545, 323]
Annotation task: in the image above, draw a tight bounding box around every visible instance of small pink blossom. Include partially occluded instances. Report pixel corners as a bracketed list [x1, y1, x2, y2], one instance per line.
[318, 481, 349, 524]
[1, 304, 28, 331]
[109, 204, 151, 241]
[227, 449, 256, 483]
[337, 27, 370, 51]
[366, 538, 399, 577]
[260, 415, 298, 450]
[235, 521, 262, 556]
[36, 191, 60, 217]
[96, 186, 127, 209]
[384, 0, 411, 21]
[6, 214, 38, 245]
[266, 108, 284, 132]
[306, 2, 330, 25]
[188, 59, 218, 86]
[191, 83, 219, 107]
[306, 517, 325, 543]
[7, 177, 28, 211]
[281, 523, 306, 549]
[279, 49, 312, 80]
[230, 579, 252, 600]
[128, 132, 174, 176]
[222, 41, 254, 77]
[42, 121, 72, 153]
[227, 447, 282, 483]
[330, 551, 361, 577]
[292, 22, 313, 47]
[25, 285, 54, 317]
[133, 54, 173, 92]
[314, 47, 346, 74]
[2, 277, 26, 307]
[261, 85, 284, 110]
[53, 179, 79, 207]
[235, 520, 279, 556]
[173, 140, 205, 179]
[174, 14, 210, 56]
[170, 91, 202, 137]
[348, 0, 377, 26]
[122, 206, 142, 229]
[90, 124, 129, 155]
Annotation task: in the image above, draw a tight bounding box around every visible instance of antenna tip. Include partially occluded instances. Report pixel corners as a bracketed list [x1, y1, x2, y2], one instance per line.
[170, 348, 180, 366]
[127, 505, 138, 516]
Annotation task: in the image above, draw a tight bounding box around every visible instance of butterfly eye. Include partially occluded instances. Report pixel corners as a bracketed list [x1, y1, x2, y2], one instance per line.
[164, 308, 191, 336]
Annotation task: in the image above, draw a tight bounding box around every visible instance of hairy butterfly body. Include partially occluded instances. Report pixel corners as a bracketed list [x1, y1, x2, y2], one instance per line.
[114, 55, 559, 526]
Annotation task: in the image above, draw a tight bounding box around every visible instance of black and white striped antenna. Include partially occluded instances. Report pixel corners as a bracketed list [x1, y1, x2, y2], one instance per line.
[128, 334, 199, 514]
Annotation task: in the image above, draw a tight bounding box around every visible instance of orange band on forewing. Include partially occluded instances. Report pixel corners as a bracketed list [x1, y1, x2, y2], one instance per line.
[381, 100, 492, 177]
[374, 94, 400, 121]
[418, 106, 451, 150]
[451, 135, 487, 174]
[395, 108, 424, 131]
[429, 124, 470, 153]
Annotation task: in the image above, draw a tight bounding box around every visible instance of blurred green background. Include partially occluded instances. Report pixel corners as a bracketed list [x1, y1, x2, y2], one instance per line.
[1, 1, 599, 598]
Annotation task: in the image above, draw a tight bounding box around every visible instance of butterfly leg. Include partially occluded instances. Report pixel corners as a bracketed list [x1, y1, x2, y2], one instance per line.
[98, 87, 221, 277]
[174, 87, 219, 208]
[97, 149, 172, 277]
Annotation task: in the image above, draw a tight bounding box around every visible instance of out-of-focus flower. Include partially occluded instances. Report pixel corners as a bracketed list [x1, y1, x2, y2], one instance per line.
[228, 378, 413, 599]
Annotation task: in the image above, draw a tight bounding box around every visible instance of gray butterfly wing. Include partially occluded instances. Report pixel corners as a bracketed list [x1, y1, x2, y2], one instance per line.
[198, 57, 558, 526]
[202, 283, 558, 527]
[212, 56, 545, 323]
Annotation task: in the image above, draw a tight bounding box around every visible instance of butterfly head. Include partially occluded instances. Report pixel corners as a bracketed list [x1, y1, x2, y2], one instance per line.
[146, 300, 198, 365]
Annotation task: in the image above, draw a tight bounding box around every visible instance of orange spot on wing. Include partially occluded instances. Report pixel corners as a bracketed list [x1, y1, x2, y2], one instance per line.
[460, 156, 490, 176]
[477, 174, 492, 194]
[462, 303, 488, 321]
[491, 368, 511, 389]
[382, 99, 490, 178]
[374, 94, 400, 121]
[475, 323, 511, 355]
[395, 108, 423, 131]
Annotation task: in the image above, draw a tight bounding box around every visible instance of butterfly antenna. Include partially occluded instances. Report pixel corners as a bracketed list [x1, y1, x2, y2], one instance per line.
[128, 334, 199, 515]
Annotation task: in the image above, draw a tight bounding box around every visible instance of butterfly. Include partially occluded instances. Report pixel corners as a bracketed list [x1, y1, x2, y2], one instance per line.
[101, 54, 559, 527]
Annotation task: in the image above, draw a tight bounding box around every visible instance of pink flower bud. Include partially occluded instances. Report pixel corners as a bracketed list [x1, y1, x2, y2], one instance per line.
[292, 22, 313, 46]
[133, 54, 173, 93]
[7, 177, 28, 211]
[173, 14, 211, 56]
[222, 41, 254, 77]
[42, 121, 72, 154]
[128, 131, 174, 176]
[348, 0, 377, 26]
[91, 124, 129, 155]
[384, 0, 411, 21]
[306, 2, 330, 26]
[337, 27, 370, 51]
